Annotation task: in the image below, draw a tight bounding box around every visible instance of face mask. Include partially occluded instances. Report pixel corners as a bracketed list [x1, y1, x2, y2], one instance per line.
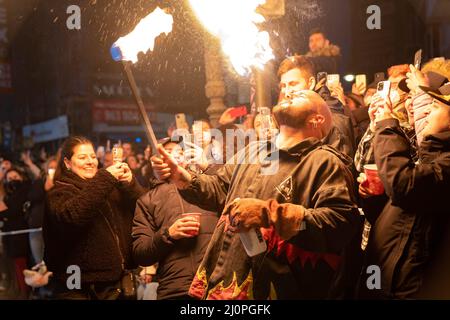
[5, 180, 23, 194]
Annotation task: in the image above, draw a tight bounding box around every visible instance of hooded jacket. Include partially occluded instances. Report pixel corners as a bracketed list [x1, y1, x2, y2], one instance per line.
[181, 139, 359, 300]
[361, 119, 450, 299]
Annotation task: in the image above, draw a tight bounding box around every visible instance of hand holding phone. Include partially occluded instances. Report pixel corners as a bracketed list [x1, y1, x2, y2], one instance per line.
[175, 113, 189, 130]
[317, 72, 327, 83]
[327, 74, 340, 89]
[48, 169, 55, 180]
[112, 146, 123, 164]
[355, 74, 367, 95]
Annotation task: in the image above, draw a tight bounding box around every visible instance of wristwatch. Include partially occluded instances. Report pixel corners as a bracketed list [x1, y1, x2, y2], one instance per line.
[163, 227, 175, 243]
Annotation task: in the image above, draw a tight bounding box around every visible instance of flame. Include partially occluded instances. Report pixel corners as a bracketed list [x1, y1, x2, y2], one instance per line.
[189, 267, 208, 299]
[207, 271, 254, 300]
[113, 7, 173, 63]
[188, 0, 274, 75]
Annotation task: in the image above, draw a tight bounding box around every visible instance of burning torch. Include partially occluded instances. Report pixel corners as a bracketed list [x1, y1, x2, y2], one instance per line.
[110, 7, 174, 155]
[188, 0, 275, 257]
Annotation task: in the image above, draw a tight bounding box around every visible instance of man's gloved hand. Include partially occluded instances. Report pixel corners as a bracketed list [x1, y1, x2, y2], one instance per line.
[223, 198, 305, 240]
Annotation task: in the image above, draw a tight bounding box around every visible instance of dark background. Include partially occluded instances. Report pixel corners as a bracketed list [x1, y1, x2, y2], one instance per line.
[0, 0, 448, 154]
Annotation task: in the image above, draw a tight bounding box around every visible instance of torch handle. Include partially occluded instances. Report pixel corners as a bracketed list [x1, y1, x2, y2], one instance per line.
[122, 61, 160, 156]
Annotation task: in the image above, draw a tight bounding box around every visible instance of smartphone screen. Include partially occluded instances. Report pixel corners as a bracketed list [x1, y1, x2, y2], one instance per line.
[327, 74, 340, 88]
[175, 113, 189, 130]
[356, 74, 367, 89]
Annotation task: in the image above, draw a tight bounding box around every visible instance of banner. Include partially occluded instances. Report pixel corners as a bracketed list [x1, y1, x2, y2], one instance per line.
[22, 115, 69, 143]
[92, 100, 192, 139]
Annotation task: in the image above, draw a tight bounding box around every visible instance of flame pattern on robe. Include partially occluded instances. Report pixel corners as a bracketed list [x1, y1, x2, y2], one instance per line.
[262, 227, 342, 271]
[189, 268, 278, 300]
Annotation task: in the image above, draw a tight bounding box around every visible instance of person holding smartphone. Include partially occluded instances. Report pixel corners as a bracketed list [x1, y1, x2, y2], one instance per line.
[44, 136, 145, 300]
[354, 65, 415, 173]
[357, 81, 450, 299]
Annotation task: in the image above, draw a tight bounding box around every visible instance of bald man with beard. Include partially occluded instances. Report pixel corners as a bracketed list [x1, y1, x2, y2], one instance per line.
[151, 90, 359, 300]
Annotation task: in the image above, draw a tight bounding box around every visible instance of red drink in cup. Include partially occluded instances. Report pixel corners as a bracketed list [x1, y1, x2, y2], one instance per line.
[182, 213, 201, 236]
[363, 164, 385, 195]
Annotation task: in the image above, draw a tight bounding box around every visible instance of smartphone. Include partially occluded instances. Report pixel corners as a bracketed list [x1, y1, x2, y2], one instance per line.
[258, 107, 272, 134]
[229, 106, 248, 118]
[355, 74, 367, 90]
[414, 49, 423, 69]
[327, 74, 340, 88]
[48, 168, 56, 180]
[377, 80, 391, 100]
[317, 72, 328, 84]
[373, 72, 385, 85]
[175, 113, 189, 130]
[112, 146, 123, 164]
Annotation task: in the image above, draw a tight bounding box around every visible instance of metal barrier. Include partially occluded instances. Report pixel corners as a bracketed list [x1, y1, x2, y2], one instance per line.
[0, 228, 42, 236]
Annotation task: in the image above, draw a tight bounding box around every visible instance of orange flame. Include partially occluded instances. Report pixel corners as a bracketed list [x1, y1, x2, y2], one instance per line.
[189, 267, 208, 299]
[207, 271, 254, 300]
[114, 7, 173, 63]
[188, 0, 274, 75]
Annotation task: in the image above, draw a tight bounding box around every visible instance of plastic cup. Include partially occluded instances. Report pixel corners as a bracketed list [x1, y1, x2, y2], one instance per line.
[363, 164, 385, 195]
[181, 213, 201, 236]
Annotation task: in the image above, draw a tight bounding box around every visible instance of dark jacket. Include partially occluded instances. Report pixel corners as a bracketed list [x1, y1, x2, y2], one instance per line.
[0, 181, 31, 258]
[27, 178, 46, 228]
[44, 169, 144, 284]
[306, 45, 341, 74]
[361, 119, 450, 299]
[318, 85, 356, 159]
[181, 139, 359, 300]
[132, 181, 218, 300]
[352, 106, 370, 145]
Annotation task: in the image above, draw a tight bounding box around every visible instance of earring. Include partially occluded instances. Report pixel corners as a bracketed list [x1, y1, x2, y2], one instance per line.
[312, 121, 318, 129]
